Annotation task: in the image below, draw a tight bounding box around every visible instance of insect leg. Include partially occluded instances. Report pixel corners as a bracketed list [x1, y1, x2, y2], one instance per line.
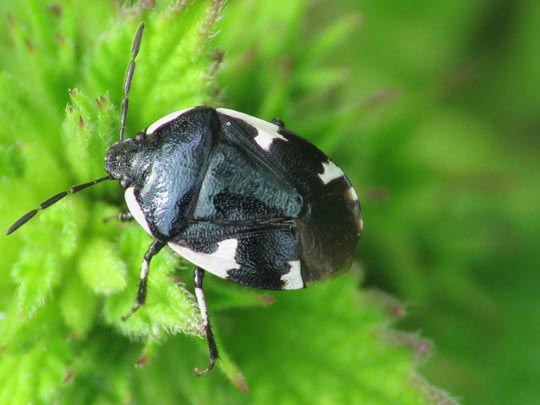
[122, 239, 165, 320]
[104, 212, 134, 224]
[193, 266, 219, 375]
[271, 117, 285, 127]
[117, 212, 134, 222]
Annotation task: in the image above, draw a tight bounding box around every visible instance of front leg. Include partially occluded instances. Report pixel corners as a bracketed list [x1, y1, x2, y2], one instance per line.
[193, 266, 219, 375]
[122, 239, 166, 321]
[104, 211, 134, 224]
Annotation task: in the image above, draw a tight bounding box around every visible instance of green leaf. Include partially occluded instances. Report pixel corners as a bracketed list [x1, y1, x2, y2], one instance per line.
[78, 238, 127, 295]
[0, 0, 453, 403]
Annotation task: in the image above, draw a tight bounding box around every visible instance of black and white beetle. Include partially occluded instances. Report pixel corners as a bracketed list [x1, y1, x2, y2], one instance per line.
[6, 23, 362, 374]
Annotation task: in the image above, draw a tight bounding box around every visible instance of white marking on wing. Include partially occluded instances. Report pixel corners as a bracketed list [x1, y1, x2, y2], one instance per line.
[318, 160, 345, 185]
[146, 107, 194, 134]
[125, 187, 152, 235]
[217, 108, 288, 151]
[168, 238, 240, 280]
[281, 260, 304, 290]
[344, 186, 359, 203]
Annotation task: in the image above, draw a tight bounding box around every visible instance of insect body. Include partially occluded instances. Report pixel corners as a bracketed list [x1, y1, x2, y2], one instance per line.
[6, 23, 362, 374]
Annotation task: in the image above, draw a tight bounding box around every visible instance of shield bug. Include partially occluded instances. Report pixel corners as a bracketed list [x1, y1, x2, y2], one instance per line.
[6, 22, 362, 374]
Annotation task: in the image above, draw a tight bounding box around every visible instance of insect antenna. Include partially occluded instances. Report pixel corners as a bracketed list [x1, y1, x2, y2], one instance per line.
[7, 23, 145, 236]
[6, 175, 111, 235]
[119, 22, 145, 141]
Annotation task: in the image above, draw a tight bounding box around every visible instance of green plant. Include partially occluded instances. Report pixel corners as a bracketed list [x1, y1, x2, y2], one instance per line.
[0, 0, 454, 403]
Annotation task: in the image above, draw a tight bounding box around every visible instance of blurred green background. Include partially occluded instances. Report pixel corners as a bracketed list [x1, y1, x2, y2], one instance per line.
[0, 0, 539, 404]
[331, 0, 540, 403]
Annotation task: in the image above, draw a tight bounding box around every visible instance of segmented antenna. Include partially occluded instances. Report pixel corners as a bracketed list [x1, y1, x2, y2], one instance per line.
[119, 22, 145, 141]
[6, 24, 146, 235]
[6, 175, 111, 235]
